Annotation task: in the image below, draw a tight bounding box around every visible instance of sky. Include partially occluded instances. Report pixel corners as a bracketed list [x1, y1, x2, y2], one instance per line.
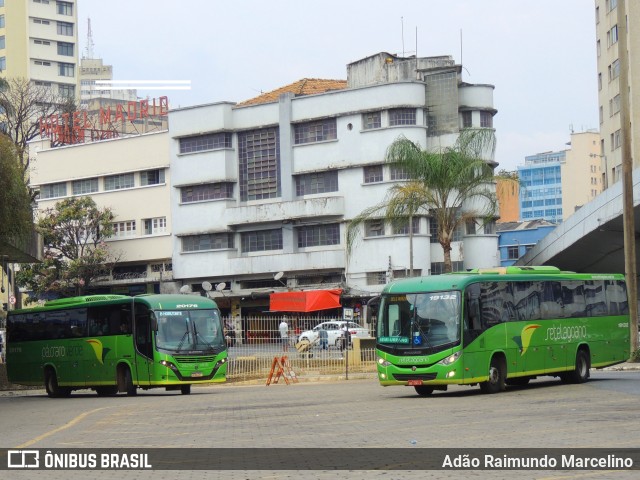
[77, 0, 599, 172]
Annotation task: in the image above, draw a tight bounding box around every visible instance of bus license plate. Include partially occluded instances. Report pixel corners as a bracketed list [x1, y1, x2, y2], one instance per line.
[191, 372, 203, 377]
[407, 380, 422, 386]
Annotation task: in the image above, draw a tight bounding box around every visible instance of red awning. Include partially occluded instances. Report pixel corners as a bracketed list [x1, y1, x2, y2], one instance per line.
[269, 289, 342, 313]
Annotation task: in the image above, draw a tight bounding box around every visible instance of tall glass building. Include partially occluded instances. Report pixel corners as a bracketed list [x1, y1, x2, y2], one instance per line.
[518, 151, 565, 223]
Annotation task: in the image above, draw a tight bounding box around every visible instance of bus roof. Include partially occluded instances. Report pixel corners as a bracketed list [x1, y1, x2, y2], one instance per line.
[9, 294, 218, 315]
[382, 266, 625, 294]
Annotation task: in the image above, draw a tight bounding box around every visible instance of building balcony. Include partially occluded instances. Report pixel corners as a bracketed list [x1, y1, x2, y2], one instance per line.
[0, 229, 43, 263]
[225, 196, 345, 226]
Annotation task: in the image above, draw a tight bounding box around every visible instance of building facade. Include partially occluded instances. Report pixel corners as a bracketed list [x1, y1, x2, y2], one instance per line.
[0, 0, 79, 101]
[29, 131, 173, 297]
[518, 131, 602, 223]
[169, 52, 500, 315]
[595, 0, 640, 188]
[496, 220, 556, 267]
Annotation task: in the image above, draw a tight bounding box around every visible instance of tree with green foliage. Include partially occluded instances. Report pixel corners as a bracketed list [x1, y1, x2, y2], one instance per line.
[0, 134, 33, 242]
[347, 129, 498, 275]
[16, 197, 118, 300]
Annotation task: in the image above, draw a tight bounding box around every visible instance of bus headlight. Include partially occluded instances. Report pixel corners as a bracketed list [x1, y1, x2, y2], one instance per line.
[160, 360, 179, 372]
[437, 351, 461, 366]
[377, 357, 392, 367]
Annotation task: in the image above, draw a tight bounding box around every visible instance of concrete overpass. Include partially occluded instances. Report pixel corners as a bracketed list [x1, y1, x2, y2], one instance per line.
[517, 168, 640, 274]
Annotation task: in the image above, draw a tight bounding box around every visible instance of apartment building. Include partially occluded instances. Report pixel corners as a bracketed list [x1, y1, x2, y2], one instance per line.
[595, 0, 640, 188]
[0, 0, 79, 101]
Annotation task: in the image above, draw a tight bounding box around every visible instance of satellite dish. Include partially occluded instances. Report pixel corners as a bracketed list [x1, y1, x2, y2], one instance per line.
[202, 281, 212, 292]
[274, 271, 284, 281]
[179, 285, 192, 294]
[216, 282, 226, 291]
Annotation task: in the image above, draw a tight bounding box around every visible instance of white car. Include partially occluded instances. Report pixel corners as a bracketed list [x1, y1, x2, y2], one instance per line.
[297, 321, 369, 347]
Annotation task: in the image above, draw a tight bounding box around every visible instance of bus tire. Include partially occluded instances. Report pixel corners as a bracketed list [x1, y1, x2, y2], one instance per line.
[95, 386, 118, 397]
[480, 356, 506, 394]
[181, 385, 191, 395]
[45, 368, 71, 398]
[565, 349, 590, 384]
[414, 385, 434, 396]
[124, 368, 137, 396]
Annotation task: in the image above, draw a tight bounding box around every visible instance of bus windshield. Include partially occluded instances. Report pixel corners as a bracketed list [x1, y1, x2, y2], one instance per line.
[155, 309, 225, 353]
[377, 291, 461, 350]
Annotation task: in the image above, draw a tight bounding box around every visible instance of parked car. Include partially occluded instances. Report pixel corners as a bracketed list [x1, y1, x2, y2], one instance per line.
[297, 321, 369, 347]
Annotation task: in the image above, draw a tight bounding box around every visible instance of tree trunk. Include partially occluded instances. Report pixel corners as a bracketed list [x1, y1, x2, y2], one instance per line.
[442, 241, 453, 273]
[408, 214, 414, 276]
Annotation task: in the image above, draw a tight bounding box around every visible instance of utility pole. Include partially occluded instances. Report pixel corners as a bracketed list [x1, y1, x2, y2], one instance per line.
[617, 0, 638, 354]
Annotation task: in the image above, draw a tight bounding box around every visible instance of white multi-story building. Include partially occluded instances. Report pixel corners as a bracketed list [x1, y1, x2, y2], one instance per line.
[169, 52, 500, 315]
[30, 131, 173, 296]
[0, 0, 79, 101]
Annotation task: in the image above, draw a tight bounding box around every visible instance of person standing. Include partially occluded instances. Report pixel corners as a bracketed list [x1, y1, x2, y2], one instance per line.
[279, 317, 289, 352]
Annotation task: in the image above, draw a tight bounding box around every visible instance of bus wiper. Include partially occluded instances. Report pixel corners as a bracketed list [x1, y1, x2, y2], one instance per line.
[175, 330, 190, 352]
[193, 324, 215, 351]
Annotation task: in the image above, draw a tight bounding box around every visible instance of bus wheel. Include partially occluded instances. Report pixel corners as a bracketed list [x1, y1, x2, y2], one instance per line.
[564, 350, 590, 384]
[181, 385, 191, 395]
[95, 386, 118, 397]
[414, 385, 434, 396]
[480, 356, 506, 394]
[45, 369, 71, 398]
[124, 368, 137, 396]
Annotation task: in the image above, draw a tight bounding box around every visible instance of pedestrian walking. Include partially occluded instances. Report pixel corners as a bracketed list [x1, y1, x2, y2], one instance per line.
[279, 317, 289, 352]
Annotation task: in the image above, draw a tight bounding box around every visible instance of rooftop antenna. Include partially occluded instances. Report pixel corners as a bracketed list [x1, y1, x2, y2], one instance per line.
[85, 18, 95, 59]
[401, 16, 405, 57]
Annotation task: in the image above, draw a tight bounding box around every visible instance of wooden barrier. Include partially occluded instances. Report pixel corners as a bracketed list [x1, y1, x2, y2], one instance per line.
[266, 355, 298, 385]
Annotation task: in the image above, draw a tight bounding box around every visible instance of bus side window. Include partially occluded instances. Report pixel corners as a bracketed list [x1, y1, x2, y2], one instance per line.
[466, 284, 482, 331]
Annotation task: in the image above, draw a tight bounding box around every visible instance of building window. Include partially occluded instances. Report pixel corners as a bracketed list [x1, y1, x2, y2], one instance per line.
[612, 129, 621, 150]
[480, 111, 493, 128]
[72, 178, 98, 195]
[56, 1, 73, 15]
[0, 57, 5, 72]
[389, 165, 410, 181]
[430, 261, 464, 275]
[462, 111, 472, 128]
[429, 217, 439, 243]
[33, 18, 51, 25]
[182, 233, 234, 252]
[34, 39, 51, 45]
[140, 169, 165, 186]
[393, 217, 420, 235]
[294, 118, 337, 144]
[143, 217, 167, 235]
[297, 223, 340, 248]
[178, 132, 232, 154]
[241, 229, 283, 253]
[112, 221, 136, 238]
[363, 165, 383, 183]
[238, 127, 280, 201]
[362, 111, 382, 130]
[34, 60, 52, 66]
[507, 246, 520, 260]
[104, 173, 134, 191]
[181, 183, 234, 203]
[609, 59, 620, 81]
[57, 42, 74, 56]
[366, 272, 387, 285]
[40, 182, 67, 199]
[609, 25, 618, 46]
[0, 36, 5, 50]
[58, 62, 74, 77]
[389, 108, 416, 126]
[295, 170, 338, 196]
[57, 22, 74, 36]
[58, 84, 75, 98]
[365, 220, 384, 237]
[0, 15, 4, 28]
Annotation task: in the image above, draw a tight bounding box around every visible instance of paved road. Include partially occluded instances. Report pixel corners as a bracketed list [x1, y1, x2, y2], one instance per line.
[1, 370, 639, 480]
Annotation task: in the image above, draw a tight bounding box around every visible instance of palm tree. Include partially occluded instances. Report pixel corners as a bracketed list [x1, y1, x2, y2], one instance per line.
[346, 181, 431, 276]
[385, 129, 497, 273]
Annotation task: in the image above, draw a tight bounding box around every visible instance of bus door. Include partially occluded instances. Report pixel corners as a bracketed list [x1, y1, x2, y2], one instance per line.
[133, 305, 154, 386]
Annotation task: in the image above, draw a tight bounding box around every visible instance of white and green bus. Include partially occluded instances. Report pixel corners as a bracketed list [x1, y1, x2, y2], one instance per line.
[376, 266, 629, 395]
[6, 294, 228, 397]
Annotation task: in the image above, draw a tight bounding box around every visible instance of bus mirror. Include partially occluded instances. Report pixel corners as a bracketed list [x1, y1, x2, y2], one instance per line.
[151, 317, 158, 331]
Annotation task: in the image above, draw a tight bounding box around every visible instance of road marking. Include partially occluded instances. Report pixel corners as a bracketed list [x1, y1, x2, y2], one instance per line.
[15, 407, 109, 448]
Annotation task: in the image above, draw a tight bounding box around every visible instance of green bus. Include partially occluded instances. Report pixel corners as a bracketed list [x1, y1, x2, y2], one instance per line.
[376, 266, 630, 395]
[6, 294, 228, 397]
